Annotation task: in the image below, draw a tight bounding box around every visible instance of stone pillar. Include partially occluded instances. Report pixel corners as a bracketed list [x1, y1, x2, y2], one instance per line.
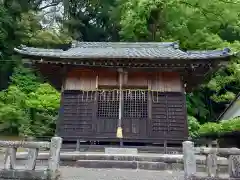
[206, 152, 218, 177]
[229, 155, 240, 178]
[182, 141, 196, 179]
[48, 137, 62, 180]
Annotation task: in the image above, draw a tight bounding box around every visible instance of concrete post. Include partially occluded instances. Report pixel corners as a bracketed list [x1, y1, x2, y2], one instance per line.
[182, 141, 196, 179]
[48, 137, 62, 180]
[229, 155, 240, 178]
[27, 148, 39, 170]
[207, 152, 218, 177]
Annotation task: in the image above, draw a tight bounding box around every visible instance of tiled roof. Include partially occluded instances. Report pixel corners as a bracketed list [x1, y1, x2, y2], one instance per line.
[14, 41, 232, 60]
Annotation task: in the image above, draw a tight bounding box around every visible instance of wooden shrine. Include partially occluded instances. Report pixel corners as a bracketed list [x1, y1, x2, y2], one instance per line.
[14, 41, 232, 145]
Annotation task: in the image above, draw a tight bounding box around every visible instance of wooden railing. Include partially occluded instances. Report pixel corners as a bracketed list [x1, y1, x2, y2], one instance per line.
[0, 137, 62, 180]
[183, 141, 240, 180]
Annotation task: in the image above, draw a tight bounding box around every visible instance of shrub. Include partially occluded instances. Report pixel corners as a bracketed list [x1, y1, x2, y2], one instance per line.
[198, 117, 240, 137]
[188, 116, 200, 138]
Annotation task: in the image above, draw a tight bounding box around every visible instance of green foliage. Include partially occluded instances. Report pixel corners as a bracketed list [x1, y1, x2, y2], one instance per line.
[0, 5, 72, 90]
[198, 122, 222, 136]
[65, 0, 119, 41]
[10, 66, 42, 93]
[188, 116, 200, 138]
[116, 0, 240, 123]
[26, 83, 60, 111]
[0, 67, 60, 137]
[186, 92, 210, 124]
[0, 86, 29, 135]
[23, 83, 60, 137]
[198, 118, 240, 137]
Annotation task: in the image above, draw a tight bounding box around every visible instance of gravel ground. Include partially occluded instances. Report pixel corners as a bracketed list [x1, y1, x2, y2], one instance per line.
[59, 167, 186, 180]
[59, 167, 231, 180]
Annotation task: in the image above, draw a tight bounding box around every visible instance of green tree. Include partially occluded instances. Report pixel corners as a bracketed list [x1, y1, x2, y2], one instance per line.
[0, 66, 60, 137]
[0, 1, 72, 90]
[117, 0, 240, 125]
[0, 86, 29, 135]
[64, 0, 119, 41]
[10, 65, 42, 93]
[24, 83, 60, 136]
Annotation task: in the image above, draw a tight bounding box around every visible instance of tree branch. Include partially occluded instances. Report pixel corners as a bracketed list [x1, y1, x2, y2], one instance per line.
[179, 1, 224, 20]
[218, 0, 240, 4]
[39, 2, 60, 10]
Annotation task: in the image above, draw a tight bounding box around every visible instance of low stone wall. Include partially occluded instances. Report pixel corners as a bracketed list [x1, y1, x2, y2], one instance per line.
[183, 141, 240, 180]
[0, 137, 62, 180]
[15, 152, 228, 173]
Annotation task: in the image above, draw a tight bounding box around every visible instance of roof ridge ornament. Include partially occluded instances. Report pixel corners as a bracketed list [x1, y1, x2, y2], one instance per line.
[19, 44, 27, 50]
[71, 40, 78, 48]
[171, 41, 180, 49]
[223, 48, 231, 54]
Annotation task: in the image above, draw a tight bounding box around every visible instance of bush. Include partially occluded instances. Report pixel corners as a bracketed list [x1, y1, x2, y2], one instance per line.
[0, 66, 60, 137]
[198, 117, 240, 137]
[188, 116, 200, 138]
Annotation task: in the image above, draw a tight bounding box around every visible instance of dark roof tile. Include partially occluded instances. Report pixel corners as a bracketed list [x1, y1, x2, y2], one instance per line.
[14, 41, 233, 60]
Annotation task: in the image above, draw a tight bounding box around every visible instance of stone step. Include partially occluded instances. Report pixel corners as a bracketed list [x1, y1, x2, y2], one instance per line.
[74, 160, 181, 171]
[72, 159, 229, 173]
[17, 152, 186, 163]
[15, 152, 229, 173]
[61, 144, 182, 154]
[16, 152, 228, 165]
[63, 153, 184, 163]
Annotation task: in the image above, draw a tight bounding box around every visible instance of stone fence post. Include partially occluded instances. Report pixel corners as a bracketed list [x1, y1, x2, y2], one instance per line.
[48, 137, 62, 180]
[182, 141, 196, 179]
[0, 137, 61, 180]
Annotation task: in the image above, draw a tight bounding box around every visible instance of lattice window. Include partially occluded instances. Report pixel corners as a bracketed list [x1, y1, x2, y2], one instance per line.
[123, 90, 148, 118]
[97, 91, 119, 118]
[97, 90, 148, 118]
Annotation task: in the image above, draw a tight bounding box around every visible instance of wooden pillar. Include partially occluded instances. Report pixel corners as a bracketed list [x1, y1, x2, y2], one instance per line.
[56, 65, 67, 137]
[117, 68, 124, 146]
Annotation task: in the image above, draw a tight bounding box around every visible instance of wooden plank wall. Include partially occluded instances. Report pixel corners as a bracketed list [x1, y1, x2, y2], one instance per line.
[64, 68, 183, 92]
[98, 70, 118, 87]
[58, 91, 95, 137]
[149, 72, 183, 92]
[65, 69, 97, 90]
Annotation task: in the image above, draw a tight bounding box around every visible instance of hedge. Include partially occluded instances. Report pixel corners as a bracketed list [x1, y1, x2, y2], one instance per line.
[198, 117, 240, 137]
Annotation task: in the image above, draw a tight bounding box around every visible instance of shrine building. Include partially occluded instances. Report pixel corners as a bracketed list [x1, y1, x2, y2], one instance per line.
[14, 41, 232, 147]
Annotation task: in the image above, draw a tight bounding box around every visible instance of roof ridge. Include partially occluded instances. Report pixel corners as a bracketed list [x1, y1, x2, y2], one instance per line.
[71, 41, 178, 49]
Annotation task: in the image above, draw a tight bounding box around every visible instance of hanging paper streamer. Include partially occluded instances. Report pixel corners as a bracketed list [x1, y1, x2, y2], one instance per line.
[116, 127, 123, 139]
[74, 89, 165, 103]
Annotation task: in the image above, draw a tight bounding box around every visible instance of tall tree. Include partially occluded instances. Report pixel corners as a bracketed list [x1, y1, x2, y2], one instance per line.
[0, 0, 71, 90]
[64, 0, 119, 41]
[116, 0, 240, 123]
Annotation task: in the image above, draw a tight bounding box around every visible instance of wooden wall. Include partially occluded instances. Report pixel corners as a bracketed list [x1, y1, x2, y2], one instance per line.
[65, 69, 97, 90]
[149, 72, 183, 92]
[64, 68, 183, 92]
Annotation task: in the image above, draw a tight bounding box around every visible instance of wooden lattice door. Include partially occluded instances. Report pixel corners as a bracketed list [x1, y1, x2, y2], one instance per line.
[96, 91, 119, 136]
[95, 90, 148, 139]
[122, 90, 148, 138]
